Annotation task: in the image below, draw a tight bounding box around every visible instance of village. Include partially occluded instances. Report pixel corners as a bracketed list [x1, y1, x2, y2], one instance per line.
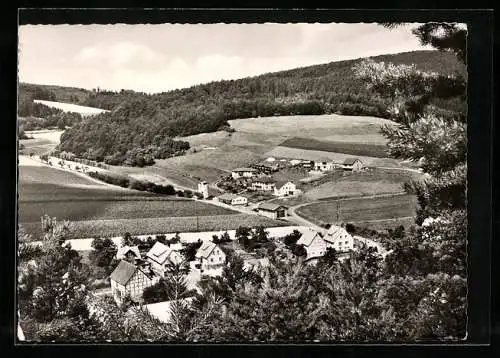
[95, 155, 390, 323]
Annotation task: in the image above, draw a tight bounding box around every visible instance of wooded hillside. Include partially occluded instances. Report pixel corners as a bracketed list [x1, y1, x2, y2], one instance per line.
[19, 50, 466, 166]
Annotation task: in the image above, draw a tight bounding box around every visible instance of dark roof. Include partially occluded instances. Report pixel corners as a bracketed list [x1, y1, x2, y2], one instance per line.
[253, 177, 275, 184]
[232, 167, 258, 172]
[275, 180, 293, 188]
[343, 158, 362, 165]
[258, 202, 288, 211]
[110, 260, 137, 286]
[218, 193, 238, 201]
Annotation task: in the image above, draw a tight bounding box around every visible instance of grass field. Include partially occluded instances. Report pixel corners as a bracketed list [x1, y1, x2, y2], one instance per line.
[303, 168, 421, 200]
[280, 137, 389, 158]
[296, 194, 418, 226]
[18, 162, 239, 235]
[228, 114, 393, 144]
[20, 214, 287, 239]
[266, 146, 401, 167]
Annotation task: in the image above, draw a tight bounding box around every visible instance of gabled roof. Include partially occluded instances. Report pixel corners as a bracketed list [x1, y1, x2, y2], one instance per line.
[258, 202, 288, 211]
[116, 245, 141, 259]
[218, 193, 239, 201]
[232, 167, 258, 172]
[195, 241, 217, 259]
[275, 180, 294, 189]
[146, 242, 173, 264]
[343, 157, 362, 165]
[110, 260, 138, 286]
[324, 225, 352, 243]
[315, 158, 333, 163]
[253, 177, 275, 184]
[296, 229, 322, 247]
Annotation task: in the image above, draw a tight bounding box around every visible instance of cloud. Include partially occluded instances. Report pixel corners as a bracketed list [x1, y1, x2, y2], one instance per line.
[73, 41, 167, 71]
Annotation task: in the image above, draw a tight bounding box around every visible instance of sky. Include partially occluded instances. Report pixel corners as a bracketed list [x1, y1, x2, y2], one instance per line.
[18, 23, 434, 94]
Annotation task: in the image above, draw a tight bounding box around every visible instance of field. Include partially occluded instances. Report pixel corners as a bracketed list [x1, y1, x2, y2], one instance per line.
[295, 194, 418, 226]
[18, 161, 241, 237]
[227, 114, 393, 144]
[265, 146, 401, 167]
[108, 114, 399, 186]
[33, 100, 109, 116]
[20, 214, 287, 239]
[280, 137, 388, 158]
[303, 168, 422, 200]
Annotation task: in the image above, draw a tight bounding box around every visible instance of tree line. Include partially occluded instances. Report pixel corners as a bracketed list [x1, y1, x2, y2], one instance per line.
[19, 50, 464, 167]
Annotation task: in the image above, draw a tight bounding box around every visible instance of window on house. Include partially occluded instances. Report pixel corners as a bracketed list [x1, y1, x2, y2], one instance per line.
[210, 258, 213, 262]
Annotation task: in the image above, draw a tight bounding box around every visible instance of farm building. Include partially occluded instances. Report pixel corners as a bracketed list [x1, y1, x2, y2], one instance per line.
[289, 159, 303, 167]
[250, 177, 276, 191]
[146, 242, 184, 278]
[116, 245, 141, 262]
[195, 241, 226, 270]
[197, 181, 209, 199]
[341, 158, 364, 171]
[265, 157, 276, 162]
[274, 180, 297, 197]
[314, 159, 335, 172]
[257, 202, 288, 220]
[110, 260, 159, 304]
[251, 162, 281, 174]
[231, 167, 258, 179]
[296, 229, 327, 260]
[217, 193, 248, 206]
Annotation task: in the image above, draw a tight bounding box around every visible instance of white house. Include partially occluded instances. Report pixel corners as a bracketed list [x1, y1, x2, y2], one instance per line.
[197, 181, 209, 199]
[296, 229, 328, 260]
[195, 241, 226, 270]
[217, 193, 248, 206]
[146, 242, 184, 277]
[323, 225, 355, 252]
[314, 159, 335, 172]
[110, 260, 159, 304]
[250, 177, 276, 191]
[274, 180, 297, 197]
[341, 158, 364, 171]
[231, 167, 258, 179]
[116, 245, 141, 261]
[257, 203, 288, 220]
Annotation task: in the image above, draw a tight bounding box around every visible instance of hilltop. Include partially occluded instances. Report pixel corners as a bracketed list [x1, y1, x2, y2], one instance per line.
[19, 50, 466, 166]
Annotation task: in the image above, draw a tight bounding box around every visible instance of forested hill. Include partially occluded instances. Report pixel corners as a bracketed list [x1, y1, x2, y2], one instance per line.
[22, 50, 466, 166]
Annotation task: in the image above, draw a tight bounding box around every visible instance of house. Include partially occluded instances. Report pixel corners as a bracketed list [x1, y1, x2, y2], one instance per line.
[250, 177, 276, 191]
[296, 229, 328, 260]
[110, 260, 159, 304]
[146, 242, 184, 278]
[323, 225, 355, 252]
[289, 159, 303, 167]
[116, 245, 141, 261]
[314, 159, 335, 171]
[274, 180, 297, 197]
[257, 202, 288, 220]
[251, 162, 280, 174]
[197, 181, 209, 199]
[195, 241, 226, 270]
[265, 157, 276, 162]
[301, 160, 314, 169]
[217, 193, 248, 206]
[127, 298, 195, 324]
[231, 167, 258, 179]
[341, 158, 364, 171]
[243, 257, 271, 271]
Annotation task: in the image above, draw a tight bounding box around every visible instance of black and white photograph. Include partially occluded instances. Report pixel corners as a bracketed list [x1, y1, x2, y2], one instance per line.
[16, 14, 470, 343]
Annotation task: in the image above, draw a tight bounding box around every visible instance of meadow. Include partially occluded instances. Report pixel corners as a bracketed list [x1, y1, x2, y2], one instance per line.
[108, 114, 397, 187]
[302, 168, 422, 200]
[280, 137, 389, 158]
[20, 214, 287, 239]
[295, 194, 418, 227]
